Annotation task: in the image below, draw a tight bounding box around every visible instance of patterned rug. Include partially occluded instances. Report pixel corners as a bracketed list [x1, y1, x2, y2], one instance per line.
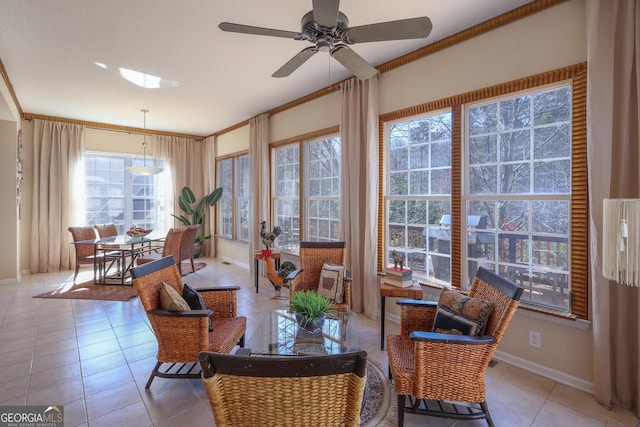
[361, 362, 392, 426]
[32, 262, 206, 301]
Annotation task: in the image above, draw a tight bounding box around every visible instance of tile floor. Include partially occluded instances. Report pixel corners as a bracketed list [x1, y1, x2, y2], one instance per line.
[0, 258, 637, 427]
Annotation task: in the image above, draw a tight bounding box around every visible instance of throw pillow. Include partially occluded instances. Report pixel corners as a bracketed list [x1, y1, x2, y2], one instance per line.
[432, 289, 494, 336]
[159, 282, 190, 311]
[317, 262, 345, 304]
[183, 283, 214, 332]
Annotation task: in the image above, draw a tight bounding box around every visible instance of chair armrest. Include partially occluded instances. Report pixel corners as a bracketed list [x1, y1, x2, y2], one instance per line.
[147, 309, 212, 317]
[195, 285, 241, 293]
[287, 269, 303, 281]
[396, 299, 437, 308]
[344, 269, 352, 282]
[198, 287, 241, 318]
[397, 299, 437, 336]
[409, 331, 496, 345]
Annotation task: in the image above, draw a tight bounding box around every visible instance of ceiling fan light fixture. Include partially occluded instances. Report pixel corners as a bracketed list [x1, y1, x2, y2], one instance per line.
[126, 109, 164, 176]
[219, 0, 431, 80]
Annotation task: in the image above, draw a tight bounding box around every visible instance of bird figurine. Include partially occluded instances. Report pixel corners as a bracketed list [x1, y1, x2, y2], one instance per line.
[260, 220, 282, 250]
[264, 258, 296, 299]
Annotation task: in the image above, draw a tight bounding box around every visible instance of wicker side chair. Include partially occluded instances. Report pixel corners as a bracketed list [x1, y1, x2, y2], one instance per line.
[178, 224, 201, 275]
[287, 241, 352, 312]
[386, 266, 523, 427]
[135, 227, 185, 270]
[131, 256, 246, 389]
[199, 350, 368, 427]
[68, 226, 101, 282]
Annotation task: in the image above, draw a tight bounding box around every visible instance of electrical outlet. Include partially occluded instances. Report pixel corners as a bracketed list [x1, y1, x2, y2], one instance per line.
[529, 331, 541, 349]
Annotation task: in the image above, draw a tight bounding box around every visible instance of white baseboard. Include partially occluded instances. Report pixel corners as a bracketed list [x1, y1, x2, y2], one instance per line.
[493, 350, 594, 394]
[215, 255, 249, 270]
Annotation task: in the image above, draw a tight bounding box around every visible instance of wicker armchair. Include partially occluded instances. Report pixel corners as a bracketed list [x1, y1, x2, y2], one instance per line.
[178, 224, 201, 275]
[68, 226, 101, 282]
[199, 350, 368, 427]
[386, 266, 523, 427]
[288, 241, 352, 312]
[131, 256, 246, 389]
[136, 227, 185, 271]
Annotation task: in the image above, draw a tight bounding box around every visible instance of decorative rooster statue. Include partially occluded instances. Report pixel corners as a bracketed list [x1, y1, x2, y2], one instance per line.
[260, 220, 282, 250]
[264, 258, 296, 299]
[259, 220, 288, 298]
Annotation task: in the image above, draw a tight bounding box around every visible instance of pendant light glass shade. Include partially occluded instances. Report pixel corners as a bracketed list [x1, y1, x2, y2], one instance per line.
[126, 109, 164, 176]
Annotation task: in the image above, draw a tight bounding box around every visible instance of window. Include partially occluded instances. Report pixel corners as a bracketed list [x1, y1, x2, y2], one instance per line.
[272, 131, 342, 254]
[386, 111, 452, 283]
[465, 85, 572, 312]
[216, 153, 250, 241]
[381, 63, 588, 318]
[84, 152, 167, 233]
[236, 155, 251, 242]
[273, 144, 300, 252]
[306, 137, 341, 242]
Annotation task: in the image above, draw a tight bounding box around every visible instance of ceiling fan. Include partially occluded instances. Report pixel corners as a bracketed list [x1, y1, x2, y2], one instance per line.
[219, 0, 432, 80]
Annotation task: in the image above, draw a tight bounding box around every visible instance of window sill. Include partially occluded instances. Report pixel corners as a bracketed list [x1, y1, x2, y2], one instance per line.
[517, 304, 591, 330]
[415, 279, 590, 330]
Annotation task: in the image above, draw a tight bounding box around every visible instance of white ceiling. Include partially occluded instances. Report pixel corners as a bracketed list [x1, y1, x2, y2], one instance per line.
[0, 0, 532, 137]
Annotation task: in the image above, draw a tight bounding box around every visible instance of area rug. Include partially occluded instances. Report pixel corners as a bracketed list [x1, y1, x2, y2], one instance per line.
[361, 362, 392, 427]
[32, 262, 206, 301]
[33, 281, 139, 301]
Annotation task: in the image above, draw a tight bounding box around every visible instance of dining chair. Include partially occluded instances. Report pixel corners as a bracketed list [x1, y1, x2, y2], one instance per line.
[178, 224, 201, 275]
[198, 350, 368, 427]
[135, 227, 186, 271]
[67, 226, 101, 282]
[93, 223, 129, 271]
[386, 266, 523, 427]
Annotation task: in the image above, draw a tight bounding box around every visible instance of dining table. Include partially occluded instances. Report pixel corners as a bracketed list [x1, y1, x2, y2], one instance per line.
[74, 230, 166, 285]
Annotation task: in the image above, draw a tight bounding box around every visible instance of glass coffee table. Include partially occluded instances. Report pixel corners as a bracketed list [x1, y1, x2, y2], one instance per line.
[245, 308, 359, 356]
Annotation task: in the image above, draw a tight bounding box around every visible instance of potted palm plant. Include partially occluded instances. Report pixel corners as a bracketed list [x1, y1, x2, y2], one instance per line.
[171, 186, 223, 257]
[291, 291, 333, 333]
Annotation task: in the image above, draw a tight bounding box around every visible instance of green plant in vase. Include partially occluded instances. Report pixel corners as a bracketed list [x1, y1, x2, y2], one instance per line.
[171, 186, 223, 256]
[291, 291, 333, 333]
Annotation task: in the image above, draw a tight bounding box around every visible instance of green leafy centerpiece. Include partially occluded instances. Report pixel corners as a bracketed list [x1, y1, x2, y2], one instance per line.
[291, 291, 333, 333]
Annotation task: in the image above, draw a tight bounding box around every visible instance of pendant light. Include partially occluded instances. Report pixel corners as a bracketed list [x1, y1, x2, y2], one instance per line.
[126, 109, 164, 176]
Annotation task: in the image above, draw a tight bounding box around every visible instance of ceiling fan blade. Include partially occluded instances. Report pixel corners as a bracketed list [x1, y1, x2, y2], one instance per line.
[331, 45, 377, 80]
[345, 17, 433, 43]
[312, 0, 341, 29]
[273, 47, 318, 78]
[219, 22, 301, 39]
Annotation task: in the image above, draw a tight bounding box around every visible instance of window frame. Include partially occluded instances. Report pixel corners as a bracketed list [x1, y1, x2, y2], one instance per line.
[83, 151, 168, 233]
[215, 151, 250, 242]
[378, 63, 588, 319]
[270, 126, 341, 255]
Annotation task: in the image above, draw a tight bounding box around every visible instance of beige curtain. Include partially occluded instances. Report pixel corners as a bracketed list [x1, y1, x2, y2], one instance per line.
[203, 135, 217, 258]
[249, 114, 270, 272]
[587, 0, 640, 415]
[30, 119, 84, 273]
[153, 135, 212, 254]
[340, 77, 379, 317]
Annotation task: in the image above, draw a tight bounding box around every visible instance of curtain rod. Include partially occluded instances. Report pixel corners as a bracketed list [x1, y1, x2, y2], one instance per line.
[23, 113, 205, 141]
